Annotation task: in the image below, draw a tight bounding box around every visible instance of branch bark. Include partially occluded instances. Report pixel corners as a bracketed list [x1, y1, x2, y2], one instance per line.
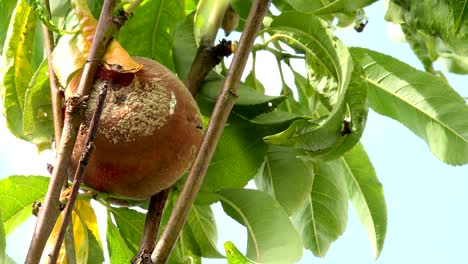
[151, 1, 271, 263]
[49, 81, 108, 263]
[132, 189, 170, 264]
[25, 0, 131, 262]
[186, 39, 235, 95]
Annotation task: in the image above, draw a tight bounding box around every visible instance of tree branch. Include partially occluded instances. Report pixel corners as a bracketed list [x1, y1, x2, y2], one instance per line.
[49, 81, 108, 263]
[186, 39, 235, 95]
[132, 189, 171, 264]
[25, 0, 132, 262]
[41, 13, 63, 148]
[185, 0, 230, 95]
[151, 1, 271, 263]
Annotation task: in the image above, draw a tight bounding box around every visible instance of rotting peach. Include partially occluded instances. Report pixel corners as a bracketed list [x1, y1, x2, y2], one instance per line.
[67, 57, 203, 199]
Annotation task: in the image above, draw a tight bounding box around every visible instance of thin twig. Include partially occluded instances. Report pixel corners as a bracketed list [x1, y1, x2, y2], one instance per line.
[41, 9, 63, 148]
[151, 1, 271, 263]
[132, 189, 171, 264]
[40, 0, 77, 260]
[49, 81, 109, 263]
[25, 0, 127, 262]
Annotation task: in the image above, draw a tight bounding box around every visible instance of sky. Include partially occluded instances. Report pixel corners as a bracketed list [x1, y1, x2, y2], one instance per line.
[2, 1, 468, 263]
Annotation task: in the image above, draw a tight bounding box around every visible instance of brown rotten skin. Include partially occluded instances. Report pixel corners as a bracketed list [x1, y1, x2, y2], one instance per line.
[67, 57, 203, 199]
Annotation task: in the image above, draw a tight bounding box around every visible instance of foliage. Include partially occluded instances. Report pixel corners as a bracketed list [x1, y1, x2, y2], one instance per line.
[0, 0, 467, 263]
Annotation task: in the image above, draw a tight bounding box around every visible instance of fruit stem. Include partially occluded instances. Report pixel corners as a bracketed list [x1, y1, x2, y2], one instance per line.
[25, 0, 139, 262]
[151, 1, 272, 263]
[49, 81, 108, 263]
[132, 189, 171, 264]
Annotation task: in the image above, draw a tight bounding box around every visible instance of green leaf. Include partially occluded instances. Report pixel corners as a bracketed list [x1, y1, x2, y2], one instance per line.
[218, 188, 303, 264]
[224, 241, 256, 264]
[5, 255, 15, 264]
[187, 205, 223, 258]
[286, 0, 377, 14]
[249, 110, 306, 128]
[264, 13, 367, 159]
[0, 209, 5, 264]
[0, 176, 49, 234]
[255, 146, 313, 215]
[451, 0, 468, 33]
[27, 0, 77, 34]
[1, 0, 37, 140]
[244, 71, 265, 93]
[195, 0, 230, 45]
[173, 12, 197, 81]
[118, 0, 185, 71]
[22, 59, 54, 151]
[198, 79, 286, 118]
[351, 47, 468, 165]
[341, 143, 387, 259]
[202, 122, 266, 192]
[109, 207, 145, 253]
[292, 159, 348, 257]
[107, 213, 134, 264]
[388, 0, 468, 55]
[87, 227, 105, 264]
[0, 0, 17, 53]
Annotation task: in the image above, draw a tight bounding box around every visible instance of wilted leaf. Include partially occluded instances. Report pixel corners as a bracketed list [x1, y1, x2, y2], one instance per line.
[292, 159, 348, 257]
[41, 199, 101, 264]
[51, 33, 88, 87]
[0, 176, 49, 234]
[264, 13, 367, 159]
[351, 47, 468, 165]
[22, 60, 54, 151]
[224, 241, 256, 264]
[218, 188, 303, 264]
[187, 205, 223, 258]
[1, 0, 37, 139]
[387, 0, 468, 55]
[119, 0, 185, 70]
[255, 146, 313, 215]
[341, 143, 387, 259]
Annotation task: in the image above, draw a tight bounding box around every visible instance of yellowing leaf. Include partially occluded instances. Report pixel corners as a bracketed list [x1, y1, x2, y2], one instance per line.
[71, 0, 142, 73]
[40, 199, 101, 264]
